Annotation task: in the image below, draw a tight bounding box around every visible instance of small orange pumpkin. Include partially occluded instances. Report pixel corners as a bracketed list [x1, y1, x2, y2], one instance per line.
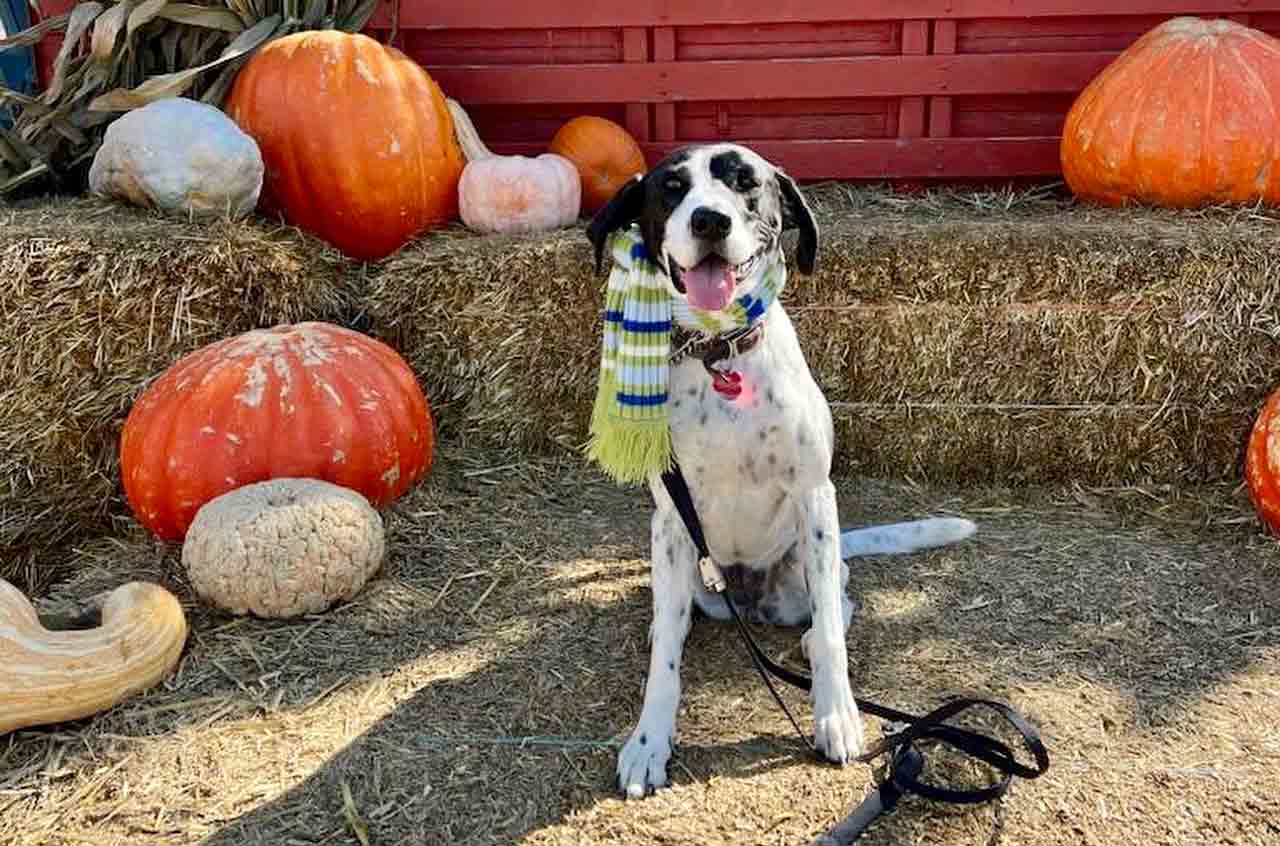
[120, 322, 434, 541]
[447, 99, 581, 234]
[1245, 387, 1280, 534]
[1061, 17, 1280, 208]
[549, 116, 646, 214]
[224, 31, 464, 260]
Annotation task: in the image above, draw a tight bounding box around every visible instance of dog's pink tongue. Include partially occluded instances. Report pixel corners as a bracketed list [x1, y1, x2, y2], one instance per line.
[684, 255, 736, 311]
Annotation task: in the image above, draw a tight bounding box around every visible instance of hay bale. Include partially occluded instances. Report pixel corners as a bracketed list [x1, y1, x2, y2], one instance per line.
[367, 225, 601, 454]
[366, 185, 1280, 487]
[0, 198, 360, 593]
[832, 403, 1252, 485]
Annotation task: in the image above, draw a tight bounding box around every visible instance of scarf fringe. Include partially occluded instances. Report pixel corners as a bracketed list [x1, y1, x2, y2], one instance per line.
[586, 371, 672, 485]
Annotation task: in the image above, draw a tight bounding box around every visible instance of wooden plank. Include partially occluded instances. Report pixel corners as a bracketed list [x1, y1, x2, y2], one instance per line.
[898, 20, 929, 139]
[930, 20, 958, 138]
[956, 15, 1172, 54]
[676, 105, 893, 141]
[374, 1, 1280, 30]
[485, 137, 1066, 180]
[428, 52, 1117, 104]
[622, 27, 650, 141]
[652, 27, 677, 141]
[675, 21, 899, 59]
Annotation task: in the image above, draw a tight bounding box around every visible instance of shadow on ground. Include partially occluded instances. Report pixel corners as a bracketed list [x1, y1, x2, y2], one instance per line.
[2, 450, 1278, 846]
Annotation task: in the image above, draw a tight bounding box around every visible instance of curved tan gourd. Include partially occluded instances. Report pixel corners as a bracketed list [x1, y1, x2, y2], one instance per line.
[0, 579, 188, 734]
[446, 97, 495, 162]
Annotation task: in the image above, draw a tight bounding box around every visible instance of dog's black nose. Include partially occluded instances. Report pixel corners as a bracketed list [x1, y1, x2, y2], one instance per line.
[690, 207, 732, 241]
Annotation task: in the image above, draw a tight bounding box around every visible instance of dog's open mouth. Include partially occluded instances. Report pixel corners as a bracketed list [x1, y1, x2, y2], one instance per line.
[668, 252, 761, 311]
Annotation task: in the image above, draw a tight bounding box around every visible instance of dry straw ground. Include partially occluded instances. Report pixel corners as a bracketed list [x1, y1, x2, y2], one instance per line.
[0, 448, 1276, 845]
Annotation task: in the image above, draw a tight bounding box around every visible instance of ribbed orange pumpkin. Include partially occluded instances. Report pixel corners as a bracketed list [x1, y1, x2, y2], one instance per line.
[224, 31, 464, 260]
[1062, 17, 1280, 208]
[549, 116, 646, 214]
[120, 323, 434, 541]
[1245, 387, 1280, 534]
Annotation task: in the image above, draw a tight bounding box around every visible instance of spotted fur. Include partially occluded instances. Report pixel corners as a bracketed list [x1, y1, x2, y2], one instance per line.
[587, 143, 977, 799]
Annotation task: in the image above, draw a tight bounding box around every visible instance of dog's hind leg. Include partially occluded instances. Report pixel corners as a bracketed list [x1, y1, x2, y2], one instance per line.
[616, 506, 699, 799]
[839, 517, 977, 559]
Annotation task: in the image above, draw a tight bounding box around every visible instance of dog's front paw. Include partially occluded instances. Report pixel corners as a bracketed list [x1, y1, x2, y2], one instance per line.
[616, 727, 672, 799]
[812, 679, 865, 765]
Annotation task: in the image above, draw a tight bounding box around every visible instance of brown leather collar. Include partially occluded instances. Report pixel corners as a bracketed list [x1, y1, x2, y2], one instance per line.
[670, 322, 765, 370]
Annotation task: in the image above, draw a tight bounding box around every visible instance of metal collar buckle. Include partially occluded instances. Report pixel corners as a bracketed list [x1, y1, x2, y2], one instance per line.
[697, 556, 726, 594]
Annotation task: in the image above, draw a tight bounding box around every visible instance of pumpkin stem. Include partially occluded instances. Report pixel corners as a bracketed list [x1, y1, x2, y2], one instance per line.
[446, 98, 493, 162]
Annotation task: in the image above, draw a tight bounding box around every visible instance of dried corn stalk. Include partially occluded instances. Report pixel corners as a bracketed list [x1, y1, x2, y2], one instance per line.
[0, 0, 378, 196]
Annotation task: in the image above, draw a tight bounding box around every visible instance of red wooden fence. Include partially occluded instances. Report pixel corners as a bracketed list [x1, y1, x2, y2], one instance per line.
[365, 0, 1280, 182]
[26, 1, 1280, 183]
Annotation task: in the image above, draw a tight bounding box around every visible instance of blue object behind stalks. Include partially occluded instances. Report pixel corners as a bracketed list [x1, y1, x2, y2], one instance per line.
[1, 0, 37, 130]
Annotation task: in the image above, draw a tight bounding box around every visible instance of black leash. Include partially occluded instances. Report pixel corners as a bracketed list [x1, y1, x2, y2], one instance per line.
[659, 465, 1050, 844]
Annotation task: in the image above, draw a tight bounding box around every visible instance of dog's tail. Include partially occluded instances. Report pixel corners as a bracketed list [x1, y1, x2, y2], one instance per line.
[839, 517, 977, 558]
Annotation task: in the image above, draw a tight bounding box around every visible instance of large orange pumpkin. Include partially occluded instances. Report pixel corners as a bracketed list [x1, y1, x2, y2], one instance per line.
[1245, 387, 1280, 534]
[549, 116, 646, 214]
[120, 322, 434, 541]
[1061, 17, 1280, 208]
[224, 31, 465, 261]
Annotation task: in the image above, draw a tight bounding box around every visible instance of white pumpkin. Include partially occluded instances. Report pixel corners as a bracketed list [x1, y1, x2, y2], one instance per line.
[447, 99, 581, 235]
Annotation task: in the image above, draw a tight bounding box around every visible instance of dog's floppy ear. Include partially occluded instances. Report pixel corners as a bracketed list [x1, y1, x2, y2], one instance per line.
[587, 174, 647, 274]
[776, 170, 818, 275]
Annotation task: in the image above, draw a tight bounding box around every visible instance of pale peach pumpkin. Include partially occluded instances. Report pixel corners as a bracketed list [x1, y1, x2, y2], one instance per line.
[447, 99, 581, 234]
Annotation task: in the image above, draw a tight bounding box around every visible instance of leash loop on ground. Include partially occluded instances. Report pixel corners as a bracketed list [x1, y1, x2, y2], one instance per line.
[659, 464, 1051, 844]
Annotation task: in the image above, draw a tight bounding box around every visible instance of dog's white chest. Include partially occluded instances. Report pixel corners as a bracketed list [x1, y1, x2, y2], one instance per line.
[663, 307, 833, 564]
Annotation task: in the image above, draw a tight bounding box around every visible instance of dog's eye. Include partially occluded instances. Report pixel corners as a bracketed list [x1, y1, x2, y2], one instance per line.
[736, 172, 759, 192]
[664, 177, 685, 193]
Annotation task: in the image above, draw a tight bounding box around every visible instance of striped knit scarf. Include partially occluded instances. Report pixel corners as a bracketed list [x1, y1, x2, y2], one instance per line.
[586, 225, 787, 485]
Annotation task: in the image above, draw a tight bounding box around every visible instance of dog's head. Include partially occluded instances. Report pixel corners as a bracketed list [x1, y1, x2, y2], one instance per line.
[586, 144, 818, 311]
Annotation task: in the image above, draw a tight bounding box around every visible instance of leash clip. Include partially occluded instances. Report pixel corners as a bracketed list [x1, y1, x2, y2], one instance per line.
[697, 556, 726, 593]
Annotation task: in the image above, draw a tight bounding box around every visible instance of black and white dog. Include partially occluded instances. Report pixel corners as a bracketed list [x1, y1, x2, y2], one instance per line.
[587, 144, 976, 798]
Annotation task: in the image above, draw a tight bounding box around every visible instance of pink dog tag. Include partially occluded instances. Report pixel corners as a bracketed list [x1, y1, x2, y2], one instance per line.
[711, 370, 743, 399]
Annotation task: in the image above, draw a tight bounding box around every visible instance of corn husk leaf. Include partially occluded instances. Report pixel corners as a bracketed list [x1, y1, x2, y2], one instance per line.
[3, 0, 401, 195]
[340, 0, 377, 31]
[42, 3, 105, 104]
[90, 1, 136, 62]
[87, 14, 280, 111]
[302, 0, 326, 27]
[158, 4, 246, 33]
[0, 14, 71, 53]
[126, 0, 170, 38]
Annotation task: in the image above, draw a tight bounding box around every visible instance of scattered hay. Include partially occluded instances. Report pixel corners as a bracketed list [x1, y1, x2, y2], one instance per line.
[1, 449, 1276, 845]
[367, 184, 1280, 485]
[0, 198, 360, 593]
